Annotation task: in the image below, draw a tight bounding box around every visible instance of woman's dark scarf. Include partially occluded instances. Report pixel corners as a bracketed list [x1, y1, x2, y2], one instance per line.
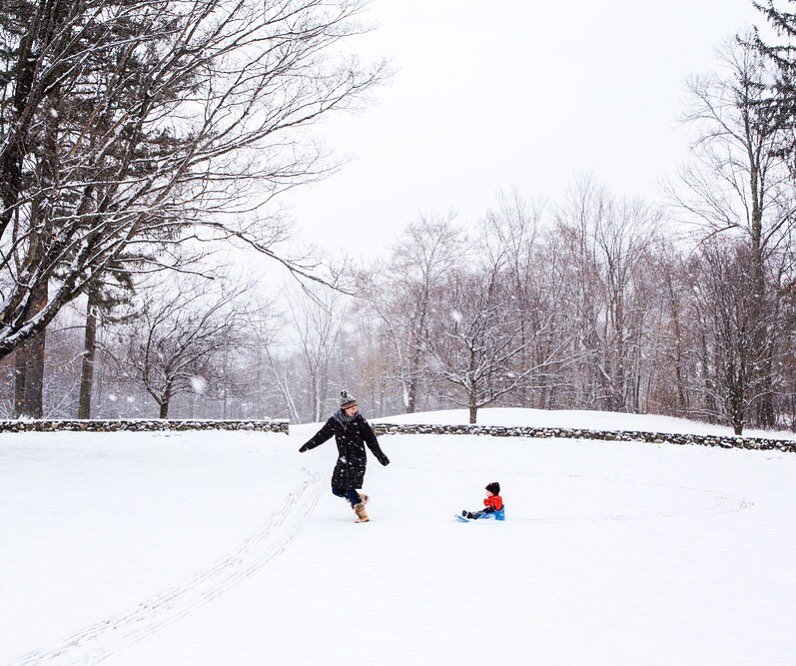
[333, 408, 358, 425]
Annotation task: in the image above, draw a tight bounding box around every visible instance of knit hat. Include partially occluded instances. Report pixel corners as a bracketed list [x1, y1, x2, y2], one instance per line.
[340, 390, 357, 409]
[485, 482, 500, 496]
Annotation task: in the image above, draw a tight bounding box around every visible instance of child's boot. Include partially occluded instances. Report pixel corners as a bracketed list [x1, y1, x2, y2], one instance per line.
[358, 492, 369, 504]
[353, 502, 370, 523]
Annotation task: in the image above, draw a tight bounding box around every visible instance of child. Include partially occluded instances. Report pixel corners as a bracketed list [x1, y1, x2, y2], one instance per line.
[461, 482, 505, 521]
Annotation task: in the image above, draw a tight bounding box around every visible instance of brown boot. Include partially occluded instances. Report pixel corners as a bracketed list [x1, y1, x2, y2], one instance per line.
[353, 502, 369, 523]
[358, 492, 369, 505]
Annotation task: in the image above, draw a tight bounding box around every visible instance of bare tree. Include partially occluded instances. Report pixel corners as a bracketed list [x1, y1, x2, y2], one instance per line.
[0, 0, 385, 361]
[553, 177, 661, 412]
[592, 196, 661, 411]
[480, 191, 546, 406]
[418, 265, 568, 424]
[118, 279, 247, 418]
[289, 286, 347, 422]
[242, 300, 307, 422]
[364, 213, 467, 412]
[671, 37, 795, 425]
[692, 240, 779, 434]
[651, 245, 695, 415]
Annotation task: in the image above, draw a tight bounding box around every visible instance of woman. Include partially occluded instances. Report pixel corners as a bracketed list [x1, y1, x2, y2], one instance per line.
[299, 391, 390, 523]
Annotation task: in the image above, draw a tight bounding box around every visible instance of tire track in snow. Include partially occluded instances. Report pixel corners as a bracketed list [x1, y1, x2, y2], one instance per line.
[13, 470, 322, 665]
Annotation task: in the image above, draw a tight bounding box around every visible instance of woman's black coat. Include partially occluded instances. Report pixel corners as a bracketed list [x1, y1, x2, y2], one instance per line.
[300, 412, 390, 489]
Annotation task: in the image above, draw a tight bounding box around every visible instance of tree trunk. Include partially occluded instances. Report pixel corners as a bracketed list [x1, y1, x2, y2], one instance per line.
[747, 178, 776, 429]
[614, 293, 625, 411]
[469, 403, 478, 424]
[405, 328, 424, 413]
[666, 274, 688, 413]
[13, 347, 27, 418]
[757, 357, 776, 428]
[78, 284, 100, 419]
[23, 329, 46, 418]
[159, 399, 170, 419]
[0, 4, 40, 239]
[406, 379, 417, 413]
[701, 331, 716, 422]
[20, 57, 62, 420]
[791, 394, 796, 433]
[20, 282, 49, 418]
[728, 369, 744, 436]
[732, 401, 744, 435]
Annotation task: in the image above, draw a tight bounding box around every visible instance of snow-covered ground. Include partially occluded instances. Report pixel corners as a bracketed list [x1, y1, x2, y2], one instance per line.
[2, 409, 795, 665]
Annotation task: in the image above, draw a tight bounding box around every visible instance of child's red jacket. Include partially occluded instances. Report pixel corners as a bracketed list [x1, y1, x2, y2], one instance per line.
[484, 494, 503, 511]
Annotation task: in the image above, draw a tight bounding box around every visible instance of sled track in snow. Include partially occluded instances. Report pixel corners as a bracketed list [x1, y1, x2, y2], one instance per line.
[12, 471, 322, 665]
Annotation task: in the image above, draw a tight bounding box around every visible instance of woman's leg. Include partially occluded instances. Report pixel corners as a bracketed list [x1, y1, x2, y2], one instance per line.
[332, 486, 361, 506]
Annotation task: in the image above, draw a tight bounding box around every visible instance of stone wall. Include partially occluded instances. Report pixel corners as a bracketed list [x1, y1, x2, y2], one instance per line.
[0, 419, 289, 434]
[371, 422, 796, 454]
[2, 419, 793, 454]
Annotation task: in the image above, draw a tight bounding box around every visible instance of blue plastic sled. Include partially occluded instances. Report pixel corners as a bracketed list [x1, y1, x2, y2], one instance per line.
[455, 508, 506, 522]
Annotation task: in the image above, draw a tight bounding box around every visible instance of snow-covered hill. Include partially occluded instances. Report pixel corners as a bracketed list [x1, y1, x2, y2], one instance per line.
[2, 412, 795, 664]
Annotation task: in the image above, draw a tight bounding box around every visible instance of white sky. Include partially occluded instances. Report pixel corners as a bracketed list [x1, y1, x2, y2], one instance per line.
[279, 0, 763, 259]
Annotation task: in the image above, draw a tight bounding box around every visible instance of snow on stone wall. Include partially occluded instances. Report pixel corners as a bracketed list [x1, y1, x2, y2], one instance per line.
[0, 419, 289, 434]
[371, 423, 796, 454]
[2, 419, 793, 453]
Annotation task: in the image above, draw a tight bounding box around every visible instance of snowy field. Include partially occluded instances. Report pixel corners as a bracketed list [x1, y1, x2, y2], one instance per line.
[2, 409, 796, 665]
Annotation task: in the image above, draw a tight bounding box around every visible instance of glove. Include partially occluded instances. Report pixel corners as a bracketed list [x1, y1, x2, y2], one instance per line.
[380, 456, 390, 466]
[299, 444, 309, 453]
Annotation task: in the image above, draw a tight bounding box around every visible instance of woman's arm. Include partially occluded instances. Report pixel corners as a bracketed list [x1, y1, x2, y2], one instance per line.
[361, 420, 390, 466]
[299, 419, 335, 452]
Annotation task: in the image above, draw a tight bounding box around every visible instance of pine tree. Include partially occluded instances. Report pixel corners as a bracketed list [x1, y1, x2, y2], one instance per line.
[752, 1, 796, 171]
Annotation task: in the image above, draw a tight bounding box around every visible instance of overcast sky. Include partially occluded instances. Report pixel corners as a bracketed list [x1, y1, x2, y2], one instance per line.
[281, 0, 763, 258]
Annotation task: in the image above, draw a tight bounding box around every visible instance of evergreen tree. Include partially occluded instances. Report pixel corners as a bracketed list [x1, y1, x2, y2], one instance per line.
[753, 1, 796, 171]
